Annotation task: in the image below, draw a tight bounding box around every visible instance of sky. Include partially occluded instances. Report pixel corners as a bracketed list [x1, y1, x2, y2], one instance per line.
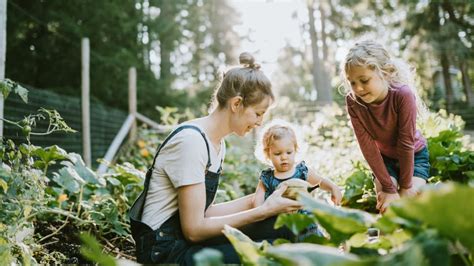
[229, 0, 306, 77]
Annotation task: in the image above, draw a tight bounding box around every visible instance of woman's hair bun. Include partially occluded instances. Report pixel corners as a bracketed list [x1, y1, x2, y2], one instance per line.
[239, 52, 260, 70]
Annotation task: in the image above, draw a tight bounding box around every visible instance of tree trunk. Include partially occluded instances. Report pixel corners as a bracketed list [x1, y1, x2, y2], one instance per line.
[319, 1, 328, 61]
[209, 0, 221, 71]
[143, 0, 150, 69]
[0, 0, 6, 137]
[459, 61, 474, 107]
[318, 0, 332, 98]
[307, 0, 332, 104]
[440, 51, 453, 113]
[159, 0, 173, 89]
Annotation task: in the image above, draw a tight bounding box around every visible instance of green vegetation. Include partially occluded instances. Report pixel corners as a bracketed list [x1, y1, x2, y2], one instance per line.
[0, 85, 141, 264]
[1, 80, 473, 265]
[218, 183, 473, 266]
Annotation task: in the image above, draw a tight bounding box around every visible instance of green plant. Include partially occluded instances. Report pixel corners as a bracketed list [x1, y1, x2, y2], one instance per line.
[156, 106, 197, 126]
[427, 130, 474, 184]
[0, 82, 78, 264]
[79, 233, 116, 266]
[223, 182, 473, 265]
[341, 163, 377, 213]
[0, 83, 143, 263]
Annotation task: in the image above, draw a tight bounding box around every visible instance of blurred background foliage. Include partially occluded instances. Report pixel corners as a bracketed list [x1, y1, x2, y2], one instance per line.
[5, 0, 474, 124]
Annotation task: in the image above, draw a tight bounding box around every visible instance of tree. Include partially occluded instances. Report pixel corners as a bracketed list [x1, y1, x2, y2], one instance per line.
[395, 0, 473, 111]
[307, 0, 332, 104]
[273, 0, 374, 105]
[6, 0, 145, 110]
[6, 0, 241, 117]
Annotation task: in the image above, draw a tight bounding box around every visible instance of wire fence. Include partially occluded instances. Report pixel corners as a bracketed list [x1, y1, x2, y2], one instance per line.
[4, 86, 127, 168]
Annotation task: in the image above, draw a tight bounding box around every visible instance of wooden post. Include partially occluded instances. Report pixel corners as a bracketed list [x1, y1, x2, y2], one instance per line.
[81, 38, 91, 167]
[0, 0, 7, 138]
[129, 67, 137, 141]
[97, 114, 135, 174]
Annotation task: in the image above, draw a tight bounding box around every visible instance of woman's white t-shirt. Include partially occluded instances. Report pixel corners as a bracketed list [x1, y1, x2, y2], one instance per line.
[141, 125, 225, 230]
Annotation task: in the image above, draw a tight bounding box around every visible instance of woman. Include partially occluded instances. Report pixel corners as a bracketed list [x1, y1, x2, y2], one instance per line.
[130, 52, 302, 265]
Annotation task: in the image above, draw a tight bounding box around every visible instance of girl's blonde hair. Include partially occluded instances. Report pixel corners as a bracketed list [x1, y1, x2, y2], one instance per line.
[255, 119, 307, 165]
[210, 52, 274, 112]
[340, 40, 427, 118]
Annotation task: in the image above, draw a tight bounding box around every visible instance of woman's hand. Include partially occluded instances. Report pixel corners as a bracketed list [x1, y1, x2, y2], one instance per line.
[376, 191, 400, 214]
[330, 185, 342, 206]
[261, 183, 303, 218]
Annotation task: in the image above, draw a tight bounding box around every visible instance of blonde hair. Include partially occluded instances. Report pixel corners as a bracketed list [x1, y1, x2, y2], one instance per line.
[340, 40, 427, 118]
[210, 52, 274, 111]
[255, 119, 307, 165]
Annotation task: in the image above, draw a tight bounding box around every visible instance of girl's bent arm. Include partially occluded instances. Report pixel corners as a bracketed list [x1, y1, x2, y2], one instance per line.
[307, 167, 323, 187]
[178, 182, 301, 243]
[308, 167, 342, 205]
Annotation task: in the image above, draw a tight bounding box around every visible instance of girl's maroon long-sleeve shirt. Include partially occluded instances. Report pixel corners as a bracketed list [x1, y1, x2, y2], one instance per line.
[346, 85, 426, 193]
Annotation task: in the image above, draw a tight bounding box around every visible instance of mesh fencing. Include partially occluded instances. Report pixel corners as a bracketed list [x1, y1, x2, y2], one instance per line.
[4, 86, 128, 168]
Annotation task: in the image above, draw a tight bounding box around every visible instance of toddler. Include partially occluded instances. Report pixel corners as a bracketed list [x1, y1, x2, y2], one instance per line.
[253, 121, 342, 240]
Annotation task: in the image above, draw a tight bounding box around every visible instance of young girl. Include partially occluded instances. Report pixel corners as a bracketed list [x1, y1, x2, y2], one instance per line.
[253, 122, 342, 209]
[341, 40, 430, 213]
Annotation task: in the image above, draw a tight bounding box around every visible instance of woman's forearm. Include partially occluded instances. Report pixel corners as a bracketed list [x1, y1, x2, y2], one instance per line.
[179, 183, 301, 243]
[205, 194, 255, 217]
[186, 205, 268, 242]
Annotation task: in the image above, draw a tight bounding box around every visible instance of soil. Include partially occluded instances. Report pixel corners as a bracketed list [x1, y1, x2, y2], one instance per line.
[34, 220, 91, 264]
[33, 220, 136, 264]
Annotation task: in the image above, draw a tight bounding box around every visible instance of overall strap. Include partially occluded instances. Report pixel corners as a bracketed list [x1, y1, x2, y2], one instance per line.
[143, 125, 211, 192]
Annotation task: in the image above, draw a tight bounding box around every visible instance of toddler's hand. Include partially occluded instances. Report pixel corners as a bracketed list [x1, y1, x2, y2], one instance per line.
[376, 191, 400, 214]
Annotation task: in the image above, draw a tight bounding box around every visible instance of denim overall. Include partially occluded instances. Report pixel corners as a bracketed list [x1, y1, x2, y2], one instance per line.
[260, 161, 311, 200]
[129, 125, 221, 264]
[260, 161, 324, 240]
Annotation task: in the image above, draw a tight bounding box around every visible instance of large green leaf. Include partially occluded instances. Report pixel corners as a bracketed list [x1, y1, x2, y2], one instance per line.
[193, 248, 224, 266]
[31, 145, 69, 169]
[52, 167, 84, 193]
[387, 183, 474, 255]
[274, 213, 315, 236]
[0, 179, 8, 193]
[79, 233, 116, 266]
[0, 238, 13, 266]
[342, 169, 377, 213]
[373, 242, 427, 266]
[409, 230, 450, 266]
[268, 235, 440, 266]
[299, 194, 376, 244]
[62, 153, 105, 186]
[107, 162, 143, 186]
[222, 225, 278, 265]
[267, 243, 364, 266]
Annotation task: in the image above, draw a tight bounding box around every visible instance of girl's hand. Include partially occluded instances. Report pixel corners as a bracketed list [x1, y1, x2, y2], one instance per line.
[330, 186, 342, 206]
[262, 184, 303, 217]
[399, 187, 417, 198]
[376, 191, 400, 214]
